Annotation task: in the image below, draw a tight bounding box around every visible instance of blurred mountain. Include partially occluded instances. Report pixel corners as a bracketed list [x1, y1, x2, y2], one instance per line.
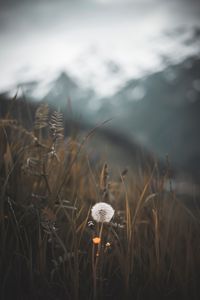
[2, 54, 200, 181]
[42, 72, 96, 114]
[97, 55, 200, 179]
[15, 71, 96, 116]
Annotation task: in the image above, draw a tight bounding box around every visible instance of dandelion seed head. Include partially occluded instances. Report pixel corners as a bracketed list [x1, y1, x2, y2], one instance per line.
[91, 202, 114, 223]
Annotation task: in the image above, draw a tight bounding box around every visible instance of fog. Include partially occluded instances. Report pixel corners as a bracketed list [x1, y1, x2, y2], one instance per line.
[0, 0, 200, 96]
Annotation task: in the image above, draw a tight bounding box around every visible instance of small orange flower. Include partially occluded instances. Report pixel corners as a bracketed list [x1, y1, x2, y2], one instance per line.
[92, 237, 101, 245]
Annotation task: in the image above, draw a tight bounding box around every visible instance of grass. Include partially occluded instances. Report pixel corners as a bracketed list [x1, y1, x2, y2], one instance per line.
[0, 100, 200, 300]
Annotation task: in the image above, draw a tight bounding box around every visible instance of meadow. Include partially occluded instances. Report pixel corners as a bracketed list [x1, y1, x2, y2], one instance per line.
[0, 99, 200, 300]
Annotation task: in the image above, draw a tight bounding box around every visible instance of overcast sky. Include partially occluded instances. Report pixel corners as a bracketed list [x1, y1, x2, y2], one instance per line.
[0, 0, 200, 96]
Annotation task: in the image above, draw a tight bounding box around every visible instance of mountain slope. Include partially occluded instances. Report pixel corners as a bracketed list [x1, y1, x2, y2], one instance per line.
[97, 55, 200, 179]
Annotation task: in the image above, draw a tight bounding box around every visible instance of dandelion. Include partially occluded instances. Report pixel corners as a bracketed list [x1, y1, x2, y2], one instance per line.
[91, 202, 114, 223]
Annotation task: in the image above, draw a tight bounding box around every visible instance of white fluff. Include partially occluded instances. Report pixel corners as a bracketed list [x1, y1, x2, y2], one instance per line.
[91, 202, 114, 223]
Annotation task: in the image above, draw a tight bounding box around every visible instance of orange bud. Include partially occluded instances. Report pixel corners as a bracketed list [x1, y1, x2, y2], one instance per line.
[92, 237, 101, 245]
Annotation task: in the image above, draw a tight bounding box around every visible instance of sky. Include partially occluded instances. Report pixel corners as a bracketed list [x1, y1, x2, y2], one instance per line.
[0, 0, 200, 96]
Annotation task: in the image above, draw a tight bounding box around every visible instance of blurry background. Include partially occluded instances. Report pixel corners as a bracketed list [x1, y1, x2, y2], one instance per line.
[0, 0, 200, 183]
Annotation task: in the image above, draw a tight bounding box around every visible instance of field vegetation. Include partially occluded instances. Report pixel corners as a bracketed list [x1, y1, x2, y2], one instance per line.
[0, 99, 200, 300]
